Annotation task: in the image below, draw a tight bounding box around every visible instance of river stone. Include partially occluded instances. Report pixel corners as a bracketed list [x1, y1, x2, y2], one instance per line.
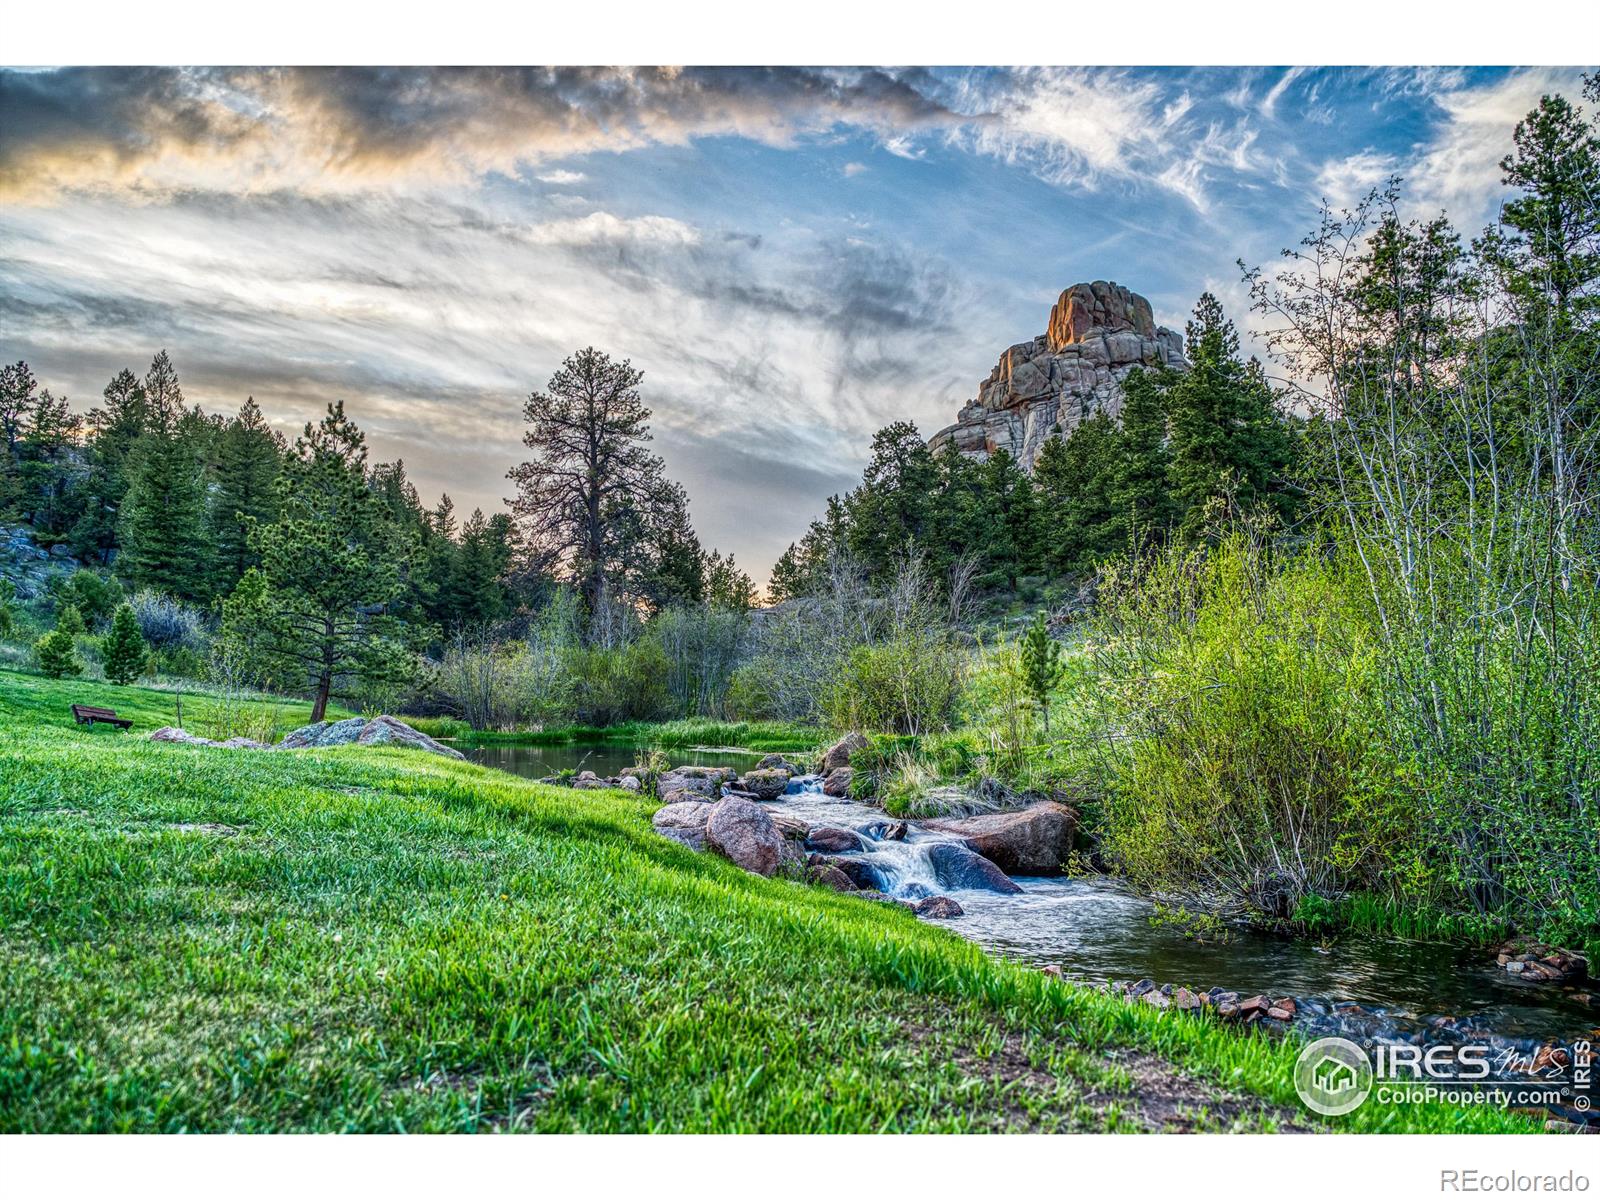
[819, 732, 869, 774]
[706, 798, 784, 876]
[808, 863, 857, 892]
[822, 767, 853, 797]
[913, 895, 964, 919]
[857, 820, 908, 842]
[804, 826, 863, 854]
[571, 771, 609, 790]
[924, 801, 1075, 875]
[652, 801, 715, 851]
[755, 754, 801, 775]
[927, 843, 1023, 894]
[814, 855, 887, 892]
[738, 769, 791, 801]
[658, 766, 738, 799]
[769, 812, 810, 840]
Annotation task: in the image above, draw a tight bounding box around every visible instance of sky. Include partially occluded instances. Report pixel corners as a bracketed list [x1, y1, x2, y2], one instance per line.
[0, 65, 1590, 584]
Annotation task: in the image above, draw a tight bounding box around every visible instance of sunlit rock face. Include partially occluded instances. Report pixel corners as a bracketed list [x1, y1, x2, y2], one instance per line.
[929, 281, 1186, 470]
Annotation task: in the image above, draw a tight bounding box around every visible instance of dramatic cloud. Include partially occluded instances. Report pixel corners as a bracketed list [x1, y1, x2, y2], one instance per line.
[0, 65, 1589, 581]
[0, 66, 975, 202]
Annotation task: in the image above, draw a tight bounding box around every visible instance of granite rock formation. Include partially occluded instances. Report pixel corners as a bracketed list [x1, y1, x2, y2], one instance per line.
[929, 281, 1185, 470]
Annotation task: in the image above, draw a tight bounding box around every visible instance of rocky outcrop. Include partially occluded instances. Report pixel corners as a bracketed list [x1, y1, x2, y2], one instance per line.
[924, 801, 1076, 876]
[705, 798, 785, 876]
[275, 715, 466, 759]
[929, 281, 1185, 471]
[151, 715, 462, 759]
[149, 726, 270, 750]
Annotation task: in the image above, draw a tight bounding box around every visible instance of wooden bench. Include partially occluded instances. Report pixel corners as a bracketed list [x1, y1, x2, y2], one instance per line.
[71, 704, 133, 730]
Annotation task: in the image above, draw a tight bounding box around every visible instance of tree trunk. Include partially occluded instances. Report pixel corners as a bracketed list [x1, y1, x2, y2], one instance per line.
[311, 671, 332, 723]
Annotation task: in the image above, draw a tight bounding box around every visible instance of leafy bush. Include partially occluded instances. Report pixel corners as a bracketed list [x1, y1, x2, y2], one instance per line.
[1077, 532, 1391, 920]
[567, 638, 674, 726]
[129, 590, 208, 652]
[821, 628, 964, 735]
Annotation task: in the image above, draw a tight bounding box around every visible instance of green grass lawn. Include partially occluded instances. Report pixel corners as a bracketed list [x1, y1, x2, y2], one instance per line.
[0, 669, 1540, 1133]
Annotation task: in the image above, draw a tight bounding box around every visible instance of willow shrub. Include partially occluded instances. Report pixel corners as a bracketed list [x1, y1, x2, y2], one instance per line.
[1075, 533, 1402, 919]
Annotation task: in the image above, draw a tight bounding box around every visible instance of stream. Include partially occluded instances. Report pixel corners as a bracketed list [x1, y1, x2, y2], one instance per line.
[465, 742, 1597, 1054]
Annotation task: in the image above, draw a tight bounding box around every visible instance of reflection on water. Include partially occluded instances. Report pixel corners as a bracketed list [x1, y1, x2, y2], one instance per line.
[472, 743, 1595, 1044]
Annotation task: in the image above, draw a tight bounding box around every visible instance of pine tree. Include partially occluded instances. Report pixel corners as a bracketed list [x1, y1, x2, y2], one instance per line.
[118, 429, 211, 601]
[54, 602, 86, 636]
[232, 402, 407, 720]
[1111, 367, 1175, 551]
[102, 603, 149, 685]
[508, 347, 681, 630]
[456, 507, 513, 627]
[142, 350, 185, 435]
[1018, 609, 1065, 736]
[35, 628, 82, 679]
[704, 549, 756, 611]
[975, 448, 1040, 589]
[71, 368, 149, 563]
[16, 387, 82, 535]
[1166, 294, 1291, 540]
[846, 422, 938, 583]
[209, 397, 283, 596]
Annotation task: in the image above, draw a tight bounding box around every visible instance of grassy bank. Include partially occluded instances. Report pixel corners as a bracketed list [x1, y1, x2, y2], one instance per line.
[0, 668, 1538, 1132]
[408, 716, 823, 755]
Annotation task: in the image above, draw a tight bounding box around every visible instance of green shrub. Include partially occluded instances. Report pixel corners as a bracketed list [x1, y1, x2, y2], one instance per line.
[35, 628, 82, 679]
[1079, 532, 1393, 919]
[567, 639, 674, 726]
[821, 629, 963, 735]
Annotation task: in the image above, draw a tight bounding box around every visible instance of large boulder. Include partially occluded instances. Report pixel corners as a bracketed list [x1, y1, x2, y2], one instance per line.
[738, 769, 791, 801]
[822, 767, 853, 797]
[927, 842, 1023, 894]
[658, 766, 738, 799]
[924, 801, 1076, 875]
[652, 801, 715, 851]
[705, 798, 784, 877]
[819, 732, 869, 774]
[275, 715, 464, 760]
[755, 754, 802, 775]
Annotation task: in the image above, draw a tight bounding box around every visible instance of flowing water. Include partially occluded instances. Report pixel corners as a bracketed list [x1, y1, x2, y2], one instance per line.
[465, 744, 1597, 1050]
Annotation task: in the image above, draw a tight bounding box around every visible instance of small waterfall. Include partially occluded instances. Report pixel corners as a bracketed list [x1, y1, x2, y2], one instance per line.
[766, 774, 966, 899]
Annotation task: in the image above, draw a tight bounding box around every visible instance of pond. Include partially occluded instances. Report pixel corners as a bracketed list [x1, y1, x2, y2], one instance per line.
[467, 741, 1596, 1048]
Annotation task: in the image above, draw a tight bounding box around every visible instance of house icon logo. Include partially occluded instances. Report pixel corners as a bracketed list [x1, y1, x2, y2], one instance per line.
[1294, 1037, 1373, 1116]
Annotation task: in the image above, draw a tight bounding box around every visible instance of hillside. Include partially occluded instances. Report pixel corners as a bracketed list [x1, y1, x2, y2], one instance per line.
[0, 669, 1536, 1133]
